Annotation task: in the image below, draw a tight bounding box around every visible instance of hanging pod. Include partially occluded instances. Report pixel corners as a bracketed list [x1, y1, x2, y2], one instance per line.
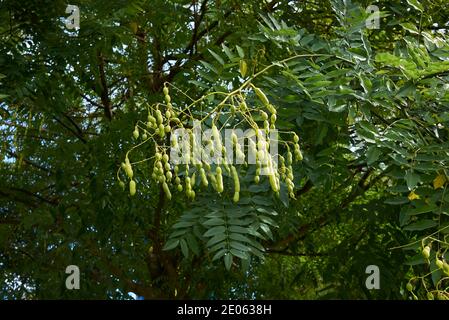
[231, 166, 240, 193]
[216, 167, 224, 193]
[129, 180, 136, 196]
[162, 182, 172, 200]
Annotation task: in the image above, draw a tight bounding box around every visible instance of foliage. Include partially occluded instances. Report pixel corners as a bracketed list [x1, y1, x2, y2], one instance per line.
[0, 0, 448, 299]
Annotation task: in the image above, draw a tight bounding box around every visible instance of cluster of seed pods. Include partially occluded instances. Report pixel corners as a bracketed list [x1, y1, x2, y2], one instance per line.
[118, 83, 304, 201]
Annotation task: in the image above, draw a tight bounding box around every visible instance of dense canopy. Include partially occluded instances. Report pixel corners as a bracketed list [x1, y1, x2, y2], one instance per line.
[1, 0, 449, 299]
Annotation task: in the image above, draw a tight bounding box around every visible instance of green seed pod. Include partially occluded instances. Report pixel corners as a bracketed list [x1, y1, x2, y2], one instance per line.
[437, 293, 447, 300]
[216, 168, 224, 193]
[165, 125, 171, 133]
[239, 101, 248, 112]
[236, 149, 245, 163]
[125, 164, 133, 180]
[436, 258, 444, 269]
[142, 133, 148, 140]
[177, 184, 183, 192]
[163, 86, 169, 96]
[249, 140, 257, 155]
[162, 182, 172, 200]
[156, 110, 163, 124]
[121, 162, 127, 171]
[293, 134, 299, 143]
[191, 172, 196, 186]
[200, 168, 208, 187]
[287, 152, 293, 165]
[165, 95, 171, 104]
[208, 173, 218, 191]
[175, 176, 181, 185]
[155, 152, 162, 161]
[443, 261, 449, 276]
[231, 166, 240, 193]
[406, 282, 413, 292]
[264, 120, 269, 131]
[133, 128, 139, 140]
[287, 184, 294, 194]
[269, 174, 279, 193]
[165, 110, 171, 119]
[174, 165, 179, 174]
[239, 60, 247, 78]
[231, 133, 238, 145]
[295, 149, 303, 161]
[267, 104, 277, 115]
[257, 139, 266, 150]
[427, 292, 434, 300]
[279, 155, 285, 164]
[162, 154, 169, 163]
[212, 124, 222, 149]
[129, 180, 136, 196]
[254, 175, 260, 184]
[119, 181, 125, 190]
[270, 114, 277, 123]
[254, 87, 269, 106]
[148, 114, 156, 123]
[159, 175, 166, 184]
[166, 171, 173, 181]
[233, 192, 240, 203]
[257, 150, 265, 162]
[159, 124, 165, 138]
[261, 111, 268, 121]
[422, 246, 431, 259]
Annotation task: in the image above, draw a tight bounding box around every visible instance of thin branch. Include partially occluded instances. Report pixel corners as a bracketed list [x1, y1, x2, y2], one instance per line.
[63, 113, 85, 139]
[52, 116, 87, 144]
[8, 187, 58, 206]
[5, 150, 53, 174]
[81, 94, 103, 108]
[268, 170, 383, 251]
[97, 51, 113, 120]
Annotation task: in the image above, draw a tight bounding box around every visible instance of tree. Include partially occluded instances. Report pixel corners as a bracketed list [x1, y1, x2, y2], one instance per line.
[0, 0, 448, 299]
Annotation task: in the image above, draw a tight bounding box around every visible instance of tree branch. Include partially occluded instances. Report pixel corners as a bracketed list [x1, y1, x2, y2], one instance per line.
[52, 116, 87, 144]
[268, 170, 383, 251]
[97, 51, 113, 120]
